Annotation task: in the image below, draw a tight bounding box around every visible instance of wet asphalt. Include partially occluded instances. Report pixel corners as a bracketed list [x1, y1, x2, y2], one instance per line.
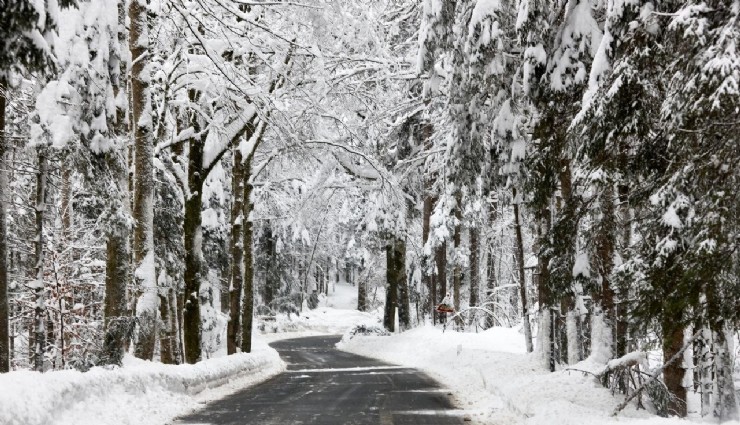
[173, 335, 465, 425]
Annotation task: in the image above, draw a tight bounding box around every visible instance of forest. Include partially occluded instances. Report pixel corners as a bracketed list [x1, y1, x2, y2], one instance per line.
[0, 0, 738, 423]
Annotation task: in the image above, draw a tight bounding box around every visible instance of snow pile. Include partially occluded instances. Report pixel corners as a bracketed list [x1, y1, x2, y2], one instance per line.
[0, 338, 284, 425]
[338, 325, 721, 425]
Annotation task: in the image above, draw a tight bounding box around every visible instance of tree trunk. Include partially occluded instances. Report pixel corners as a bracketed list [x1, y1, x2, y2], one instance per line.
[241, 158, 254, 353]
[227, 147, 244, 355]
[453, 195, 462, 314]
[595, 183, 616, 362]
[396, 237, 409, 331]
[484, 197, 498, 329]
[182, 160, 203, 363]
[32, 148, 48, 371]
[616, 184, 630, 359]
[662, 316, 687, 417]
[159, 293, 175, 364]
[513, 190, 533, 353]
[357, 266, 367, 312]
[435, 242, 447, 324]
[711, 324, 739, 421]
[130, 0, 158, 361]
[422, 194, 435, 323]
[101, 0, 132, 366]
[0, 77, 10, 373]
[103, 229, 130, 366]
[263, 225, 277, 306]
[469, 227, 479, 309]
[383, 243, 396, 332]
[536, 204, 554, 370]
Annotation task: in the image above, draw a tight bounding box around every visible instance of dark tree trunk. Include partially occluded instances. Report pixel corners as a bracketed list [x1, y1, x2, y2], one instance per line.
[227, 147, 244, 355]
[662, 316, 687, 417]
[484, 198, 498, 329]
[422, 194, 436, 323]
[469, 227, 479, 308]
[595, 184, 616, 350]
[182, 88, 205, 364]
[103, 231, 130, 365]
[616, 184, 630, 359]
[263, 226, 277, 306]
[383, 240, 399, 332]
[434, 242, 447, 324]
[452, 196, 462, 315]
[183, 165, 203, 363]
[396, 237, 410, 331]
[0, 77, 10, 373]
[357, 266, 367, 312]
[241, 158, 254, 353]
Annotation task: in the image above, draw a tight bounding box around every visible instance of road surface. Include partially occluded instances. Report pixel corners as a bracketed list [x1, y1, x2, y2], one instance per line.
[174, 335, 465, 424]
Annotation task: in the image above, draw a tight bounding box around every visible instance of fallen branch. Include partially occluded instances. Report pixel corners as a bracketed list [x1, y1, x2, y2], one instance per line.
[612, 330, 700, 416]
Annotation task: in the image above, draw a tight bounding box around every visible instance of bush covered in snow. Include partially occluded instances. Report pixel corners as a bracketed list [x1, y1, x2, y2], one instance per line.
[341, 323, 390, 343]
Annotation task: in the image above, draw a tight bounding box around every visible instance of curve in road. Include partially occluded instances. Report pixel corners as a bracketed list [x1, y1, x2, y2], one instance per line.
[174, 335, 465, 425]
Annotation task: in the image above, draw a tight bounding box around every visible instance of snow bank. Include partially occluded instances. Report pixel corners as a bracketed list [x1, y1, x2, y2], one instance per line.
[338, 325, 727, 425]
[0, 338, 284, 425]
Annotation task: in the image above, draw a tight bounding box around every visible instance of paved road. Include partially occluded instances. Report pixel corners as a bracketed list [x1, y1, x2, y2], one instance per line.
[174, 335, 465, 425]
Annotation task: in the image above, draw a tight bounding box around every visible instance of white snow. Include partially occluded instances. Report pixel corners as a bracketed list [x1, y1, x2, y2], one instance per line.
[0, 337, 284, 425]
[4, 280, 736, 425]
[572, 252, 590, 278]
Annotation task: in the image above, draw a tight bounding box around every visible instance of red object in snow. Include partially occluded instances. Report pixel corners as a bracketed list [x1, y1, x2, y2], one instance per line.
[435, 304, 454, 313]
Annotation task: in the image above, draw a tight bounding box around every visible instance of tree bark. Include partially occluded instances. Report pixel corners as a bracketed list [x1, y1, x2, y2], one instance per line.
[158, 293, 175, 364]
[662, 316, 687, 417]
[595, 183, 616, 347]
[513, 189, 533, 353]
[357, 264, 367, 312]
[434, 242, 447, 324]
[453, 195, 462, 314]
[616, 184, 630, 359]
[32, 148, 48, 371]
[130, 0, 158, 361]
[227, 147, 244, 355]
[484, 197, 498, 329]
[469, 227, 479, 309]
[182, 131, 204, 363]
[422, 194, 435, 323]
[711, 324, 739, 421]
[383, 240, 398, 332]
[102, 0, 132, 366]
[241, 158, 254, 353]
[0, 77, 9, 373]
[395, 237, 409, 330]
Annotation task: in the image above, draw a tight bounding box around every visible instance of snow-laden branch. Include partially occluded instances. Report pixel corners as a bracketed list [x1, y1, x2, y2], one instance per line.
[303, 139, 386, 183]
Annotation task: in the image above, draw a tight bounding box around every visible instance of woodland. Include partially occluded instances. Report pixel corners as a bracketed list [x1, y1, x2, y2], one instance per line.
[0, 0, 738, 422]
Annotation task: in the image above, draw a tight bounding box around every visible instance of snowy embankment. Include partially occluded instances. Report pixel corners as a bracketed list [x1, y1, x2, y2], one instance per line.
[338, 326, 729, 425]
[0, 338, 285, 425]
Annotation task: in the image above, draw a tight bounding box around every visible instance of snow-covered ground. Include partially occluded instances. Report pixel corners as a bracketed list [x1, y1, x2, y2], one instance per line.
[0, 337, 284, 425]
[2, 280, 736, 425]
